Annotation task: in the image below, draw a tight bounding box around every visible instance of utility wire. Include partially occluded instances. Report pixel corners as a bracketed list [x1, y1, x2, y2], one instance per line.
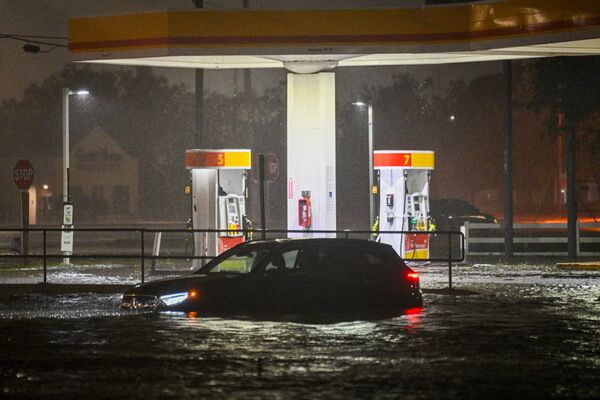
[0, 33, 67, 40]
[0, 34, 67, 48]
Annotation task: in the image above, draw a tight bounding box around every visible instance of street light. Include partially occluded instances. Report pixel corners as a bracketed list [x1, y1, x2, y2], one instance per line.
[62, 87, 89, 264]
[352, 101, 375, 230]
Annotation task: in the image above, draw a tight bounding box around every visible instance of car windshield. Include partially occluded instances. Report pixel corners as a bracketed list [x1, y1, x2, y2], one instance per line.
[196, 243, 276, 274]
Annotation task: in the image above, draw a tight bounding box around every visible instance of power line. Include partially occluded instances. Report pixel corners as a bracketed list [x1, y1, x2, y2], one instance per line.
[0, 33, 67, 40]
[0, 34, 67, 49]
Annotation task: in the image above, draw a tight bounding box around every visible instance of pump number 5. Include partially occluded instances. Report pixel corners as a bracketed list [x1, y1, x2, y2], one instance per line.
[217, 153, 225, 166]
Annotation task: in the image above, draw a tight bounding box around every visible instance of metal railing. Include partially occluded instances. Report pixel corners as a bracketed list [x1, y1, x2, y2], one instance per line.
[0, 228, 464, 288]
[462, 221, 600, 259]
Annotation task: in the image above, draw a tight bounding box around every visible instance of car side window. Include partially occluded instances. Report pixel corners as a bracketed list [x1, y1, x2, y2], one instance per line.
[265, 249, 299, 273]
[295, 247, 321, 273]
[282, 250, 299, 269]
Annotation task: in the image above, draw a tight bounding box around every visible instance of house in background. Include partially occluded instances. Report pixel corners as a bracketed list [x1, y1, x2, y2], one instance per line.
[0, 126, 140, 225]
[70, 127, 140, 222]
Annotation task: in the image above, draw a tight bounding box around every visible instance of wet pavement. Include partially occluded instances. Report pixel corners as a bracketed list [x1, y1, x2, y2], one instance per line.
[0, 263, 599, 399]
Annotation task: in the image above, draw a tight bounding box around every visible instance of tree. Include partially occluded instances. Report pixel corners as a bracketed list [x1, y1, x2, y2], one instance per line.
[0, 64, 194, 222]
[528, 56, 600, 152]
[528, 55, 600, 258]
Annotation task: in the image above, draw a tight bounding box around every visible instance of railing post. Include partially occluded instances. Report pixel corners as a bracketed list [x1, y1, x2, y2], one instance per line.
[448, 232, 453, 290]
[151, 231, 163, 273]
[43, 229, 47, 284]
[461, 230, 466, 262]
[141, 230, 145, 284]
[576, 220, 580, 257]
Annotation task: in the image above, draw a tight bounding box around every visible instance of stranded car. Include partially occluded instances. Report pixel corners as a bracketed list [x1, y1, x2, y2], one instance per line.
[430, 198, 497, 231]
[122, 238, 422, 319]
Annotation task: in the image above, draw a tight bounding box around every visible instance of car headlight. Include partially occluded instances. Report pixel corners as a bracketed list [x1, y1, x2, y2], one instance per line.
[160, 292, 189, 306]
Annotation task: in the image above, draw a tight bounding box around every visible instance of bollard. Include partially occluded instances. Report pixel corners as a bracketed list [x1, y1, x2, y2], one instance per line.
[43, 229, 47, 284]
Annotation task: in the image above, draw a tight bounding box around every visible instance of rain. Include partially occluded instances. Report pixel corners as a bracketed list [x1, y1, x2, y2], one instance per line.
[1, 1, 599, 399]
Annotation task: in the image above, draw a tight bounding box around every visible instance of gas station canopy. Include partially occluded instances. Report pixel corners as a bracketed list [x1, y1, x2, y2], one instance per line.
[69, 0, 600, 71]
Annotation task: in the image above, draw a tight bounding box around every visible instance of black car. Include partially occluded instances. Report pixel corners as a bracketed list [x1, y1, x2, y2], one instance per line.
[122, 238, 422, 319]
[430, 198, 497, 231]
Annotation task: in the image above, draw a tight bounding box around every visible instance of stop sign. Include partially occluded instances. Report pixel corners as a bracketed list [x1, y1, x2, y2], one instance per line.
[13, 160, 34, 190]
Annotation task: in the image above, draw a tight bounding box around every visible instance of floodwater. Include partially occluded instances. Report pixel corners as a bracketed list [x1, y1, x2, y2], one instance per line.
[1, 264, 599, 399]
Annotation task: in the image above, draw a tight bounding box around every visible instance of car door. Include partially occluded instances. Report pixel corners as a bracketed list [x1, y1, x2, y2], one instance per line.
[257, 246, 309, 315]
[259, 244, 342, 315]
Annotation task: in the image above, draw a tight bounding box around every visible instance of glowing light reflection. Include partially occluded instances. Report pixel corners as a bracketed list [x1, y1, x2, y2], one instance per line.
[404, 307, 423, 332]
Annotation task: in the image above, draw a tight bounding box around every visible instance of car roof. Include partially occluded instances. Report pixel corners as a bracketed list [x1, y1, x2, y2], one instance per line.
[245, 237, 393, 249]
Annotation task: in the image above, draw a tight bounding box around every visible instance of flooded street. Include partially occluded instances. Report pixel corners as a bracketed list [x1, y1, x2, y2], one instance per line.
[1, 264, 599, 399]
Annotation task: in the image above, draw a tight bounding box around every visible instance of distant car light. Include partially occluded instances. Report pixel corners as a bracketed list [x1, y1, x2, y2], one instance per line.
[159, 292, 189, 306]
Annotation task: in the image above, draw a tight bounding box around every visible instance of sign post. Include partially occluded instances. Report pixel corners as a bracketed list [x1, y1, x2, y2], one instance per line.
[252, 153, 279, 238]
[13, 160, 34, 265]
[252, 152, 279, 183]
[61, 203, 74, 265]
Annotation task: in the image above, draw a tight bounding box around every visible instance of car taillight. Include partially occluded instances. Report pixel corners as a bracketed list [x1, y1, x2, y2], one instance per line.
[404, 307, 423, 315]
[403, 267, 420, 284]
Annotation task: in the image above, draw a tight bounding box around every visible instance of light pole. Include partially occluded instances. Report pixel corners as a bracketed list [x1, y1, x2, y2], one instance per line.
[352, 101, 375, 230]
[62, 87, 89, 264]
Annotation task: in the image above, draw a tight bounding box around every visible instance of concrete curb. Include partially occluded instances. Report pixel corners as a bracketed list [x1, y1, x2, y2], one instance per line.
[557, 262, 600, 271]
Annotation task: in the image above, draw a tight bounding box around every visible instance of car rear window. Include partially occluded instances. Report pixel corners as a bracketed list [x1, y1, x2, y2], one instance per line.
[295, 245, 374, 272]
[263, 242, 400, 274]
[364, 251, 387, 267]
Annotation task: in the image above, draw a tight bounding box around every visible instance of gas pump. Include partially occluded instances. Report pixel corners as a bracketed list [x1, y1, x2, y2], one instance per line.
[185, 149, 251, 266]
[219, 193, 245, 240]
[406, 193, 429, 232]
[374, 150, 435, 260]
